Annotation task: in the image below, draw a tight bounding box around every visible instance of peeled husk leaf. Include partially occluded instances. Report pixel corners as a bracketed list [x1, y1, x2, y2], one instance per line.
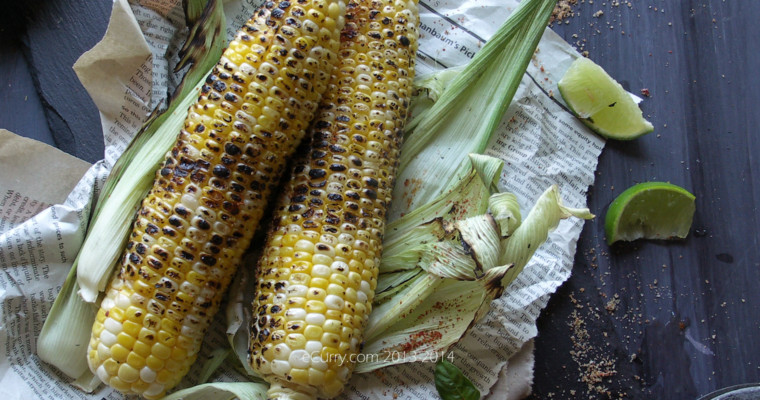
[76, 0, 227, 303]
[357, 161, 593, 372]
[37, 0, 226, 383]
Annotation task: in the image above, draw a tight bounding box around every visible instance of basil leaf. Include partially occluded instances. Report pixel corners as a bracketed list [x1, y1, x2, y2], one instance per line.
[434, 359, 481, 400]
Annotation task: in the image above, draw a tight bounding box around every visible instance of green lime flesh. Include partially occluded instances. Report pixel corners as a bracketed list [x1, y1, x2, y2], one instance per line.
[605, 182, 696, 245]
[558, 57, 654, 140]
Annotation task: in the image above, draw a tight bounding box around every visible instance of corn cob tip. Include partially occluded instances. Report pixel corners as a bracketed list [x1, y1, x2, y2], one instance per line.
[267, 379, 320, 400]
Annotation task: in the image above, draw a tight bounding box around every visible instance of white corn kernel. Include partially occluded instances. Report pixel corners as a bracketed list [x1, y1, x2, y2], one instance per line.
[96, 365, 110, 384]
[143, 383, 165, 398]
[97, 343, 111, 360]
[311, 264, 331, 277]
[305, 313, 326, 326]
[271, 359, 290, 376]
[258, 358, 272, 374]
[101, 297, 115, 311]
[104, 318, 122, 334]
[285, 308, 306, 321]
[312, 254, 333, 265]
[325, 295, 345, 310]
[273, 293, 287, 305]
[213, 221, 230, 235]
[311, 356, 328, 371]
[331, 261, 349, 275]
[180, 193, 199, 211]
[338, 366, 350, 381]
[305, 340, 322, 355]
[287, 284, 309, 297]
[100, 330, 117, 347]
[180, 281, 200, 296]
[116, 293, 131, 309]
[295, 239, 315, 252]
[360, 280, 372, 296]
[140, 366, 157, 383]
[273, 343, 292, 361]
[130, 292, 146, 306]
[337, 233, 353, 244]
[289, 350, 311, 368]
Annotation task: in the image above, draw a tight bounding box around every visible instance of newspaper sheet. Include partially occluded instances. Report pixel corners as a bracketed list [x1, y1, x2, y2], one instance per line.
[0, 0, 604, 398]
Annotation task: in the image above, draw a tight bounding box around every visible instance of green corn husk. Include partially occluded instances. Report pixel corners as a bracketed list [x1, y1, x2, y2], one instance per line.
[160, 382, 269, 400]
[389, 0, 560, 221]
[356, 158, 592, 373]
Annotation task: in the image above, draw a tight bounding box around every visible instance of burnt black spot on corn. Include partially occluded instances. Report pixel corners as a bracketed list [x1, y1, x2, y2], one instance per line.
[86, 1, 346, 398]
[248, 0, 419, 398]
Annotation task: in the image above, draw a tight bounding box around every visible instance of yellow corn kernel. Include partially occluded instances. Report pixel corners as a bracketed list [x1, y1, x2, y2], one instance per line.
[290, 368, 310, 386]
[157, 330, 177, 347]
[286, 334, 307, 349]
[107, 307, 124, 322]
[122, 320, 141, 337]
[130, 379, 150, 394]
[305, 300, 327, 314]
[171, 346, 188, 361]
[118, 363, 140, 383]
[126, 352, 146, 370]
[109, 376, 131, 392]
[156, 369, 173, 385]
[145, 355, 164, 371]
[304, 325, 323, 340]
[151, 343, 171, 360]
[92, 321, 104, 337]
[110, 344, 129, 363]
[132, 340, 152, 358]
[103, 358, 119, 377]
[116, 332, 136, 349]
[308, 368, 326, 386]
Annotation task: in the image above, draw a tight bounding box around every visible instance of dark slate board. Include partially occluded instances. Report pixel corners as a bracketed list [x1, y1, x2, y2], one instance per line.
[1, 0, 759, 399]
[0, 2, 55, 147]
[18, 0, 112, 163]
[533, 1, 760, 398]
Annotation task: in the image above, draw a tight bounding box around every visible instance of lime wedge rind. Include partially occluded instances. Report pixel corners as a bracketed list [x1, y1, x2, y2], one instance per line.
[558, 57, 654, 140]
[605, 182, 696, 245]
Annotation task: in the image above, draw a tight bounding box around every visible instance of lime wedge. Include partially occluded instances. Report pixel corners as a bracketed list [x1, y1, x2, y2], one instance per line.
[605, 182, 696, 245]
[558, 57, 654, 140]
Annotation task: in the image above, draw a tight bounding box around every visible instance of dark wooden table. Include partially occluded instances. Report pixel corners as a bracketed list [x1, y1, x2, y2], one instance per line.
[2, 1, 758, 399]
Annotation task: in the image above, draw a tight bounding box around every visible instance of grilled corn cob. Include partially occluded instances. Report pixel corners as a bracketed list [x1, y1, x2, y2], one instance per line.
[86, 1, 346, 398]
[248, 0, 420, 397]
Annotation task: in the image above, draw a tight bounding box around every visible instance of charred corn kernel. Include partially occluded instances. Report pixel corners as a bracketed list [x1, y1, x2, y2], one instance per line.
[249, 0, 419, 398]
[87, 0, 346, 398]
